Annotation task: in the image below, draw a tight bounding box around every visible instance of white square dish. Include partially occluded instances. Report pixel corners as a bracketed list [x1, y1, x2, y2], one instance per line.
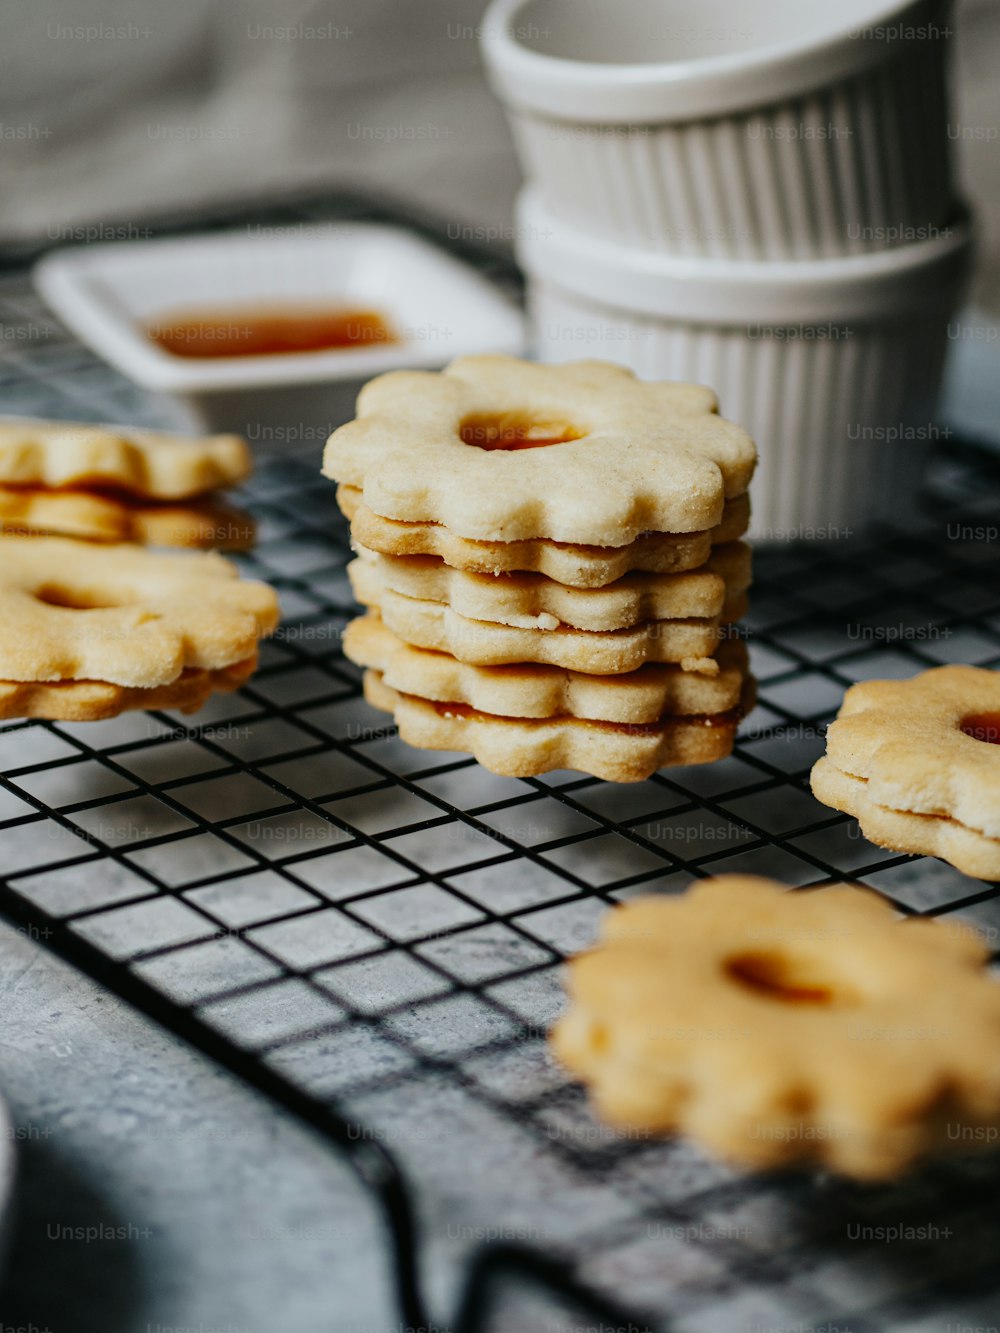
[33, 224, 524, 443]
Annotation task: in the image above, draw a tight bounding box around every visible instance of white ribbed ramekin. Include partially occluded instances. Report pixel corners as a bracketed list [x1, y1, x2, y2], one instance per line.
[483, 0, 956, 260]
[517, 189, 972, 540]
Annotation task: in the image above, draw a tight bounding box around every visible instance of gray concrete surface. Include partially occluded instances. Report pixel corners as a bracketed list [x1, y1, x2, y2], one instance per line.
[0, 920, 394, 1333]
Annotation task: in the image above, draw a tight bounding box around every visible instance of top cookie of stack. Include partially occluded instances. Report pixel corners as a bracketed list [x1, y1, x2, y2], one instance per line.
[324, 356, 756, 782]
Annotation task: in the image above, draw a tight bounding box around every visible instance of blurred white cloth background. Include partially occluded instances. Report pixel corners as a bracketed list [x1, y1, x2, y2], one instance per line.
[0, 0, 998, 310]
[0, 0, 518, 239]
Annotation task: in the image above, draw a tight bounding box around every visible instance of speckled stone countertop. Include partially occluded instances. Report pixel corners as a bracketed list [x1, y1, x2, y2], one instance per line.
[0, 919, 393, 1333]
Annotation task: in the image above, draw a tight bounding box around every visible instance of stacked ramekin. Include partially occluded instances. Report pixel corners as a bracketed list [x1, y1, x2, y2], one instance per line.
[481, 0, 972, 537]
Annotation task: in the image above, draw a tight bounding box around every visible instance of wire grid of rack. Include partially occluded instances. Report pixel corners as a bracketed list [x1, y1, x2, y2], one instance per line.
[1, 196, 1000, 1333]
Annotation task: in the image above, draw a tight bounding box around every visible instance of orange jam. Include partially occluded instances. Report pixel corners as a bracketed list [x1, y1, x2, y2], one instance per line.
[960, 712, 1000, 745]
[458, 413, 583, 451]
[725, 954, 834, 1005]
[427, 699, 744, 737]
[147, 305, 397, 359]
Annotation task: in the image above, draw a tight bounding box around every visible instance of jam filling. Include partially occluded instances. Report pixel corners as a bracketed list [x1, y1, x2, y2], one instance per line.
[148, 305, 397, 359]
[725, 953, 834, 1005]
[960, 711, 1000, 745]
[458, 413, 583, 451]
[33, 586, 118, 610]
[425, 697, 745, 735]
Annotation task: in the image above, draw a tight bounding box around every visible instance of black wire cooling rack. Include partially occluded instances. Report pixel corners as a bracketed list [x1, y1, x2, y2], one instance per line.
[2, 194, 1000, 1333]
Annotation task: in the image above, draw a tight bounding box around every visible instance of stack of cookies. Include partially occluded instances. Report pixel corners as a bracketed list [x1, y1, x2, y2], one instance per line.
[0, 420, 279, 721]
[0, 418, 255, 549]
[324, 356, 757, 782]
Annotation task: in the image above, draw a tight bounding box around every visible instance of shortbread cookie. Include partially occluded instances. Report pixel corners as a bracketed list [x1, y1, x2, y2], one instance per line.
[324, 357, 756, 543]
[0, 656, 257, 721]
[0, 418, 250, 499]
[0, 486, 255, 549]
[0, 535, 279, 688]
[338, 484, 751, 588]
[811, 667, 1000, 878]
[818, 667, 1000, 837]
[364, 670, 751, 781]
[552, 876, 1000, 1179]
[350, 561, 739, 675]
[112, 498, 255, 550]
[812, 758, 1000, 881]
[345, 612, 750, 723]
[353, 542, 751, 633]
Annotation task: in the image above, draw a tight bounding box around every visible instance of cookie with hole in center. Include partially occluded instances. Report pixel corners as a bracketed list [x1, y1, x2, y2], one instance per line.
[552, 875, 1000, 1179]
[0, 534, 279, 689]
[323, 356, 755, 544]
[811, 666, 1000, 880]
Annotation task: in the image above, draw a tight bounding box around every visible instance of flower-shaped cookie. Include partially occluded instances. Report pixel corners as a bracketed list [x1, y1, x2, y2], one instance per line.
[0, 418, 250, 498]
[363, 670, 746, 781]
[0, 535, 279, 688]
[338, 483, 751, 587]
[349, 541, 751, 633]
[552, 876, 1000, 1179]
[811, 666, 1000, 879]
[348, 557, 728, 675]
[344, 612, 749, 723]
[0, 485, 254, 549]
[323, 357, 756, 545]
[0, 657, 257, 722]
